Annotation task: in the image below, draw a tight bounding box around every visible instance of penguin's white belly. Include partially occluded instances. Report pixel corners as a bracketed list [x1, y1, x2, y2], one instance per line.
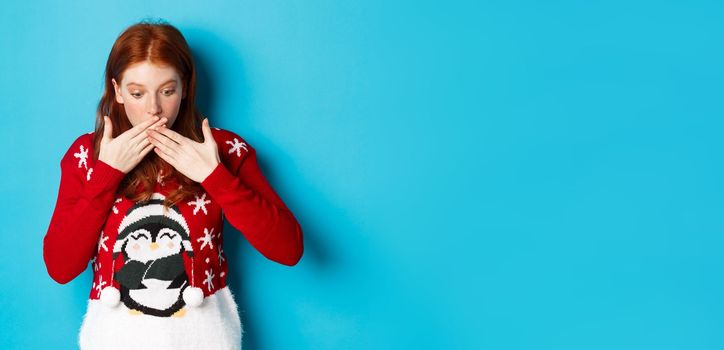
[130, 278, 180, 310]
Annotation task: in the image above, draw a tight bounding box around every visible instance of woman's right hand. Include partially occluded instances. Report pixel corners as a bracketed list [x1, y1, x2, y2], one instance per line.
[98, 115, 167, 174]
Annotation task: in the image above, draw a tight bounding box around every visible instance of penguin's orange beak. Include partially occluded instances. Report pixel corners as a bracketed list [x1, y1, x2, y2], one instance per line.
[149, 242, 159, 250]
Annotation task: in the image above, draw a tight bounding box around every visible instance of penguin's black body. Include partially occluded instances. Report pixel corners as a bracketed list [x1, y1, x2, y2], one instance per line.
[114, 253, 190, 317]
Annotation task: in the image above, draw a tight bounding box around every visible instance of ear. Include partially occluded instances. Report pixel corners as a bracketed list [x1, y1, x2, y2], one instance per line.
[112, 78, 124, 104]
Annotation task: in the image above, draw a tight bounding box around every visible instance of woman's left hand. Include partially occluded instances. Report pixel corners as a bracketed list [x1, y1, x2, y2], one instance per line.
[146, 118, 221, 183]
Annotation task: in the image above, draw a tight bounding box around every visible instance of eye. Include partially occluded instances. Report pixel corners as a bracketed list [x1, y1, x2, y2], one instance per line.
[130, 229, 151, 240]
[131, 92, 143, 99]
[163, 89, 176, 96]
[158, 228, 177, 240]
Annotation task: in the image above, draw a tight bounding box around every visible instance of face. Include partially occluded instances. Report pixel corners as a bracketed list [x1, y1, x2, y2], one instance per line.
[125, 223, 183, 263]
[112, 61, 185, 127]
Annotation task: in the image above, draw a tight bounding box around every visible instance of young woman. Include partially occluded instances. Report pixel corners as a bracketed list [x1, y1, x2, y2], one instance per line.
[42, 20, 304, 350]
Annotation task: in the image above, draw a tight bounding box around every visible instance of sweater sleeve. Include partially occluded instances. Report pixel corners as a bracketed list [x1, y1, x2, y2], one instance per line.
[200, 140, 304, 266]
[43, 135, 127, 284]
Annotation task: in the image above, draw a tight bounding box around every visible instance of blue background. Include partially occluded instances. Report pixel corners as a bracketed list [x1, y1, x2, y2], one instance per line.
[1, 1, 722, 349]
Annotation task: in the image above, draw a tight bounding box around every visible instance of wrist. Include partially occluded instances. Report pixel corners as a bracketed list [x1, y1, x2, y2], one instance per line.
[200, 161, 221, 182]
[200, 161, 234, 193]
[99, 158, 125, 174]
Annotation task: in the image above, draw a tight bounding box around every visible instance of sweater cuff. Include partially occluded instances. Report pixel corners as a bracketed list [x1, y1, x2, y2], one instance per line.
[200, 162, 238, 197]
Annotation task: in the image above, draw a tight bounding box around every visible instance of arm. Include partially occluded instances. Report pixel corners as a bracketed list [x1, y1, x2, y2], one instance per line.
[42, 136, 126, 284]
[200, 143, 304, 266]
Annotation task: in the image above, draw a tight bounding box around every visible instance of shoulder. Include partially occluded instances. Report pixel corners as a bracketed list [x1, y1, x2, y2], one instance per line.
[59, 131, 95, 178]
[61, 131, 95, 163]
[210, 127, 254, 158]
[210, 127, 254, 173]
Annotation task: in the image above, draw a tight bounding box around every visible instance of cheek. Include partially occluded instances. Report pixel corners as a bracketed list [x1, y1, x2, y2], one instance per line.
[164, 98, 182, 125]
[123, 101, 147, 126]
[164, 97, 182, 111]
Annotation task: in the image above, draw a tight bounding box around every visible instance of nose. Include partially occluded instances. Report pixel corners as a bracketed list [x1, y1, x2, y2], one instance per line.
[147, 93, 162, 117]
[149, 242, 159, 250]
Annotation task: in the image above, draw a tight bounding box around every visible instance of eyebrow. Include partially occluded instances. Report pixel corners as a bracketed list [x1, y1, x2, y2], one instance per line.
[126, 79, 177, 87]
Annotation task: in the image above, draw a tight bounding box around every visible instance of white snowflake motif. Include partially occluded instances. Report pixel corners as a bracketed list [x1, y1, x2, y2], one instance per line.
[97, 231, 109, 252]
[218, 245, 226, 264]
[112, 197, 122, 214]
[225, 138, 248, 157]
[93, 259, 101, 272]
[86, 167, 93, 181]
[187, 193, 211, 215]
[93, 275, 107, 297]
[74, 144, 89, 170]
[196, 227, 215, 250]
[202, 268, 215, 292]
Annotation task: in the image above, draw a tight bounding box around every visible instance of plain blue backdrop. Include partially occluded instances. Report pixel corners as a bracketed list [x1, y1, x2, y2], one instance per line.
[1, 0, 722, 349]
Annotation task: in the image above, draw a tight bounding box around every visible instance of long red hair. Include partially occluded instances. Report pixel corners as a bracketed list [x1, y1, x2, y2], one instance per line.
[92, 19, 205, 208]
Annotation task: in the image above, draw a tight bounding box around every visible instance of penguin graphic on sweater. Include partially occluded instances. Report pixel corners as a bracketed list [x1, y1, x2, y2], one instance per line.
[110, 193, 199, 317]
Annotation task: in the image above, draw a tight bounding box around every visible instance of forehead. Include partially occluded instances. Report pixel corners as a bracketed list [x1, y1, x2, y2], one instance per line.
[122, 61, 180, 87]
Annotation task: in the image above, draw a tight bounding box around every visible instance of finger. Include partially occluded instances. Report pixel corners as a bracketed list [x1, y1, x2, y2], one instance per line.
[201, 118, 214, 144]
[139, 142, 155, 158]
[153, 144, 177, 164]
[139, 142, 155, 155]
[130, 117, 167, 144]
[135, 136, 151, 152]
[102, 116, 113, 141]
[148, 116, 168, 130]
[148, 130, 179, 156]
[124, 116, 164, 140]
[151, 125, 185, 145]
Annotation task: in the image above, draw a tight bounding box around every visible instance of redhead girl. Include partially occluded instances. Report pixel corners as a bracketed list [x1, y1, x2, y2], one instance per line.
[43, 19, 303, 350]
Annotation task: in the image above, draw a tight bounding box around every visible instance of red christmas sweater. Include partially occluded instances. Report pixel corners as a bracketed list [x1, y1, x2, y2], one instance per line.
[42, 127, 303, 350]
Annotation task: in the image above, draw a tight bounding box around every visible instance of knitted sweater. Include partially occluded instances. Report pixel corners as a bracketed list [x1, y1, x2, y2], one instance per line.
[43, 127, 304, 350]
